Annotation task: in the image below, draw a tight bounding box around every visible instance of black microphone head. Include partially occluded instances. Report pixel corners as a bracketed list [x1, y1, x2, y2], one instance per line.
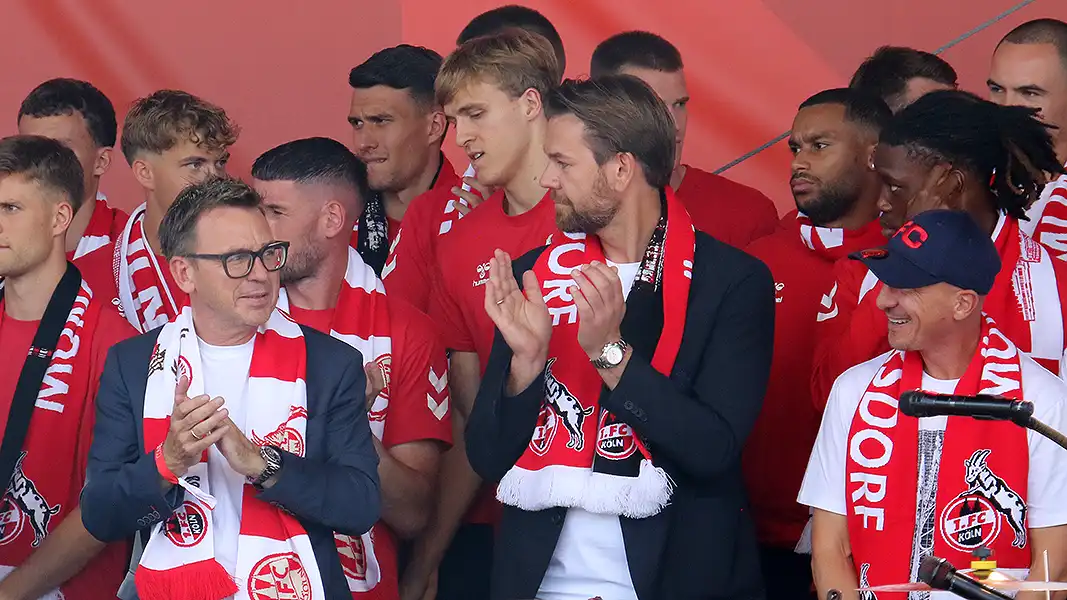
[900, 390, 925, 417]
[919, 555, 955, 589]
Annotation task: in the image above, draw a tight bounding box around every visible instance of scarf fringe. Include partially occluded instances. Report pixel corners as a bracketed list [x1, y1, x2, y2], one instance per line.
[497, 460, 674, 519]
[135, 560, 238, 600]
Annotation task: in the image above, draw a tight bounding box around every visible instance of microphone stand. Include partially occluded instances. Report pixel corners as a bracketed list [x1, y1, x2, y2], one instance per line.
[1024, 415, 1067, 452]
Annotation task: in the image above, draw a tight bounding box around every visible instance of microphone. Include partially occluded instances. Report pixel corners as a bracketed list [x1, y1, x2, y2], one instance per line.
[919, 556, 1012, 600]
[899, 391, 1033, 426]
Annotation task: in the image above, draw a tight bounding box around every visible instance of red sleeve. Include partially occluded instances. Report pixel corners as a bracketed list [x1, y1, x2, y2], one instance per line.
[427, 241, 476, 353]
[383, 197, 434, 312]
[382, 300, 453, 449]
[810, 260, 889, 410]
[79, 307, 137, 479]
[747, 189, 781, 243]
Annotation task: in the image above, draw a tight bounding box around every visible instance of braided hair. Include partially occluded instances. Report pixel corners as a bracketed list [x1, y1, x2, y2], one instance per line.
[879, 90, 1064, 220]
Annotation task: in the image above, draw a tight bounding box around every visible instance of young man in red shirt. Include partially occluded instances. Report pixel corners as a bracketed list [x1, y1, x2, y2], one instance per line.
[112, 90, 238, 332]
[590, 31, 779, 248]
[742, 88, 890, 600]
[0, 135, 135, 599]
[253, 137, 451, 600]
[17, 79, 129, 300]
[401, 28, 562, 600]
[811, 91, 1067, 409]
[988, 19, 1067, 258]
[383, 8, 567, 312]
[348, 45, 460, 277]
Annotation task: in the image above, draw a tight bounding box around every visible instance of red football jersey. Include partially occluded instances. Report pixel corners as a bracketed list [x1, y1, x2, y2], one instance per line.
[288, 296, 451, 600]
[675, 165, 779, 249]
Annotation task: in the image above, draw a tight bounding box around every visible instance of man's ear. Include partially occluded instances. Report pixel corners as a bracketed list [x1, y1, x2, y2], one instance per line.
[93, 147, 113, 178]
[428, 109, 448, 146]
[132, 157, 154, 191]
[170, 257, 197, 295]
[519, 88, 544, 121]
[954, 289, 981, 321]
[52, 199, 75, 238]
[322, 199, 348, 239]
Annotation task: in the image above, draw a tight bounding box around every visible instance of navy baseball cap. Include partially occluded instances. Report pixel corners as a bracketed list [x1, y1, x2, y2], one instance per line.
[849, 210, 1001, 294]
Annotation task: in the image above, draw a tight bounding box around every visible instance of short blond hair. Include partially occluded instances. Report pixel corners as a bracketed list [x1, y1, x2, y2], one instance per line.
[436, 28, 562, 107]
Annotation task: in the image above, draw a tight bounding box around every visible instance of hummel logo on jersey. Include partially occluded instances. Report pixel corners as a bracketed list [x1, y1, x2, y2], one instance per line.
[473, 261, 491, 288]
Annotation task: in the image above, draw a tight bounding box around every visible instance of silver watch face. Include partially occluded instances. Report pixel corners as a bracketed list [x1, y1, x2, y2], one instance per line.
[603, 343, 625, 365]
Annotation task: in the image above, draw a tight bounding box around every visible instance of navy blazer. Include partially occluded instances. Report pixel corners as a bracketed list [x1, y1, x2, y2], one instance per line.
[81, 324, 380, 598]
[467, 232, 775, 600]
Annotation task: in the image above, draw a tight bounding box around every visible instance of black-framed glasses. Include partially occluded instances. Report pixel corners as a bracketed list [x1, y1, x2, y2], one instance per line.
[182, 241, 289, 279]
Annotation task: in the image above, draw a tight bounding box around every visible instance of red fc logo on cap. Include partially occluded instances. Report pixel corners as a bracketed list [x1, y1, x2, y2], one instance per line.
[896, 222, 929, 249]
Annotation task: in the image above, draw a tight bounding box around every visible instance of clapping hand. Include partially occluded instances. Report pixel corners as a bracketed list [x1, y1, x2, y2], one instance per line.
[364, 362, 386, 412]
[161, 376, 229, 478]
[483, 249, 551, 393]
[570, 262, 626, 359]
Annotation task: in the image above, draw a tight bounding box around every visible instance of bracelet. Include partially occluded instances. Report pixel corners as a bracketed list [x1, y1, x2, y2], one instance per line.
[155, 443, 179, 485]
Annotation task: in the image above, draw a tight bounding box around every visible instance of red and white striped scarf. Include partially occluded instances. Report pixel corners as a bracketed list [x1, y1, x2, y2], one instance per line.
[1022, 168, 1067, 258]
[497, 189, 694, 518]
[846, 314, 1029, 590]
[857, 214, 1067, 373]
[796, 212, 886, 262]
[114, 203, 183, 333]
[278, 246, 392, 594]
[136, 306, 325, 600]
[71, 194, 121, 260]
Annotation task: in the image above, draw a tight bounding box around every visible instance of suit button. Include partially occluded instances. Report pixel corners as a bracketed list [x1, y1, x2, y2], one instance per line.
[551, 512, 565, 526]
[623, 401, 635, 411]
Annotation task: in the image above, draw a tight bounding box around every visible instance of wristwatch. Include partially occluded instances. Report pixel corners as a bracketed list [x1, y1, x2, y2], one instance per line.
[591, 339, 629, 369]
[250, 445, 284, 489]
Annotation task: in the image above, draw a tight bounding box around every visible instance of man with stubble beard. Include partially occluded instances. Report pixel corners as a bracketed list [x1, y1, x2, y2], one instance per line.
[742, 88, 890, 600]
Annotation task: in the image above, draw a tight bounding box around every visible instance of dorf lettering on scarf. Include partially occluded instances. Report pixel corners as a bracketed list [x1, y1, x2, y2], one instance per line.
[277, 246, 392, 593]
[136, 307, 326, 600]
[0, 277, 101, 600]
[845, 314, 1029, 590]
[497, 189, 694, 519]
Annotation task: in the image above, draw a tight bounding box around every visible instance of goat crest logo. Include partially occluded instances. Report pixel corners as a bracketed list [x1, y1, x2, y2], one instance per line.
[251, 406, 309, 455]
[543, 358, 594, 452]
[148, 344, 165, 377]
[939, 449, 1027, 553]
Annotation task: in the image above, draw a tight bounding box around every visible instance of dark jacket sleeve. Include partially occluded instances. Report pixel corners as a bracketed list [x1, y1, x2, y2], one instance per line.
[257, 339, 381, 536]
[465, 329, 545, 483]
[81, 343, 185, 543]
[465, 248, 547, 482]
[600, 255, 775, 481]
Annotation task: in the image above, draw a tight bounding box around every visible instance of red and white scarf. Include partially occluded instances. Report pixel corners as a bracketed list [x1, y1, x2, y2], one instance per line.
[0, 277, 114, 599]
[136, 306, 325, 600]
[796, 212, 886, 262]
[115, 203, 183, 333]
[71, 194, 120, 260]
[278, 246, 392, 594]
[846, 314, 1030, 590]
[1022, 168, 1067, 258]
[857, 215, 1067, 373]
[497, 190, 694, 518]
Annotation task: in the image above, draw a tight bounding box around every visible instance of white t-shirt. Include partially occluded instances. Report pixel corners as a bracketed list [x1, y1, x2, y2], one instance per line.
[538, 261, 641, 600]
[798, 351, 1067, 595]
[198, 336, 255, 587]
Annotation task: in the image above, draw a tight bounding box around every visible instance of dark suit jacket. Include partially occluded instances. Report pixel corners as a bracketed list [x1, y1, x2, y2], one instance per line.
[467, 232, 775, 600]
[81, 324, 381, 599]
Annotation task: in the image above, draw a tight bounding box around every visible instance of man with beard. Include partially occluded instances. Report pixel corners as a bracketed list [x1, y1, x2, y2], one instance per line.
[849, 46, 958, 113]
[988, 19, 1067, 258]
[252, 137, 452, 600]
[742, 88, 890, 600]
[810, 91, 1067, 410]
[590, 31, 779, 248]
[347, 45, 459, 278]
[467, 73, 773, 600]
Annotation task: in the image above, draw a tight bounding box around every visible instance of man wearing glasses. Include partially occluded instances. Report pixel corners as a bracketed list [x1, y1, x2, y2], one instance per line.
[82, 177, 382, 599]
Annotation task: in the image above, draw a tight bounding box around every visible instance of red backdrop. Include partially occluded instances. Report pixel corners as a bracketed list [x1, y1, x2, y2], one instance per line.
[2, 0, 1065, 214]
